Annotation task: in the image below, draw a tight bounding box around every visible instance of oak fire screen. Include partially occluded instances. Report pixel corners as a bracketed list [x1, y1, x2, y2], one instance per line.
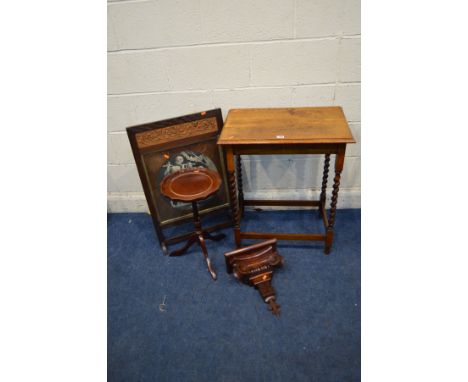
[126, 109, 232, 254]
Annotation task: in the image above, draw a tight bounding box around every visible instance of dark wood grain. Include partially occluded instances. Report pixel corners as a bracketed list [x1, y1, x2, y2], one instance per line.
[224, 239, 284, 316]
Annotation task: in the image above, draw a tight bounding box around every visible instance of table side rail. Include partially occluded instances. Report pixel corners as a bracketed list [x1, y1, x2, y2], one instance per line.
[243, 199, 320, 207]
[241, 232, 326, 241]
[233, 144, 341, 155]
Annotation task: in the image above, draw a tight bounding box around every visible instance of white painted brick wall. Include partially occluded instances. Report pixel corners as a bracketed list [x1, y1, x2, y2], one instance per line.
[250, 40, 339, 86]
[295, 0, 360, 37]
[338, 37, 361, 82]
[107, 0, 361, 212]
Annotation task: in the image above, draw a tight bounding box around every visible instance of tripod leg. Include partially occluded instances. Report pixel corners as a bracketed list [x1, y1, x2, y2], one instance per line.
[197, 234, 217, 280]
[192, 201, 217, 280]
[168, 235, 197, 257]
[203, 231, 226, 242]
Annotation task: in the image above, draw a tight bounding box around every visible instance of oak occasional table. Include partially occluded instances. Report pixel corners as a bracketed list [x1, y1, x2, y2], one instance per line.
[217, 106, 355, 254]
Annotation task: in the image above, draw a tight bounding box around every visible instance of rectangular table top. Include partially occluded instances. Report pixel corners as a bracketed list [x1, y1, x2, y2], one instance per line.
[218, 106, 355, 145]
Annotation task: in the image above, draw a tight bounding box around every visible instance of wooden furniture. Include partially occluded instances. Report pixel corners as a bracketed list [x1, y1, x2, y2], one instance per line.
[160, 167, 226, 280]
[217, 107, 355, 254]
[126, 109, 232, 256]
[225, 239, 284, 316]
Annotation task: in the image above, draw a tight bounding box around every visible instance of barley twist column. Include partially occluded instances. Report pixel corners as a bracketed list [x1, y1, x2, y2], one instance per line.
[327, 171, 342, 230]
[228, 169, 241, 246]
[319, 154, 331, 217]
[324, 146, 345, 254]
[225, 147, 242, 247]
[236, 155, 244, 215]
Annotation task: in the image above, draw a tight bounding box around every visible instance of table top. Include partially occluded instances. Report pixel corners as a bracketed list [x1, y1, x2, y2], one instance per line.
[218, 107, 355, 145]
[160, 168, 222, 203]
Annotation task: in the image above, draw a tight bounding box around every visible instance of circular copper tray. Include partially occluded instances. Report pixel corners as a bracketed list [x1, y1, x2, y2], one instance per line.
[160, 167, 222, 203]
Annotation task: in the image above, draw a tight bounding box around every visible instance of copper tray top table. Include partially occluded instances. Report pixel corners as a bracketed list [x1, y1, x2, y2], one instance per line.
[217, 106, 355, 254]
[160, 168, 225, 279]
[161, 167, 222, 203]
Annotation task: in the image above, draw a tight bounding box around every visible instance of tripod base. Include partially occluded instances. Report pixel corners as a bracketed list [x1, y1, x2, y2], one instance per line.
[169, 231, 226, 280]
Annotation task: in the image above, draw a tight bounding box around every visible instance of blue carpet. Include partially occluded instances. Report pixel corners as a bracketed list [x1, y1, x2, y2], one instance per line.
[108, 209, 360, 382]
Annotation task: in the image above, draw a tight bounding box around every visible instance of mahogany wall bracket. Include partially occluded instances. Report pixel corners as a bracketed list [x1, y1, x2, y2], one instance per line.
[224, 239, 284, 316]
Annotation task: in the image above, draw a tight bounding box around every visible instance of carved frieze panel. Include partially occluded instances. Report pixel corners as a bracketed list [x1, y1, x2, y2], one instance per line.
[135, 117, 218, 149]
